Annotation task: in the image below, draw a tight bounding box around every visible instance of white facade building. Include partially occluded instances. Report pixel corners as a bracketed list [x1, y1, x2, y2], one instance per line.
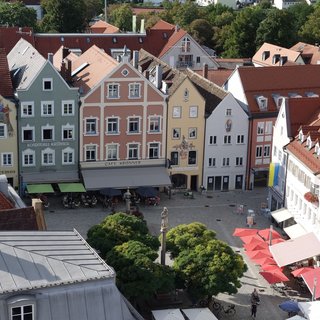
[203, 93, 248, 191]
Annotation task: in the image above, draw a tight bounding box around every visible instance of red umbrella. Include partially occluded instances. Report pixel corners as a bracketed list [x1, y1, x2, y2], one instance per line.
[291, 266, 314, 278]
[261, 264, 283, 272]
[246, 249, 272, 260]
[258, 228, 282, 241]
[269, 238, 285, 245]
[233, 228, 258, 237]
[244, 242, 268, 251]
[240, 234, 265, 244]
[260, 271, 289, 284]
[254, 256, 277, 266]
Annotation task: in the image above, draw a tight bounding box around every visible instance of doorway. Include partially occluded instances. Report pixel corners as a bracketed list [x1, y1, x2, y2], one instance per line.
[172, 174, 187, 189]
[207, 176, 214, 191]
[190, 175, 198, 191]
[214, 176, 221, 190]
[235, 175, 243, 189]
[222, 176, 229, 191]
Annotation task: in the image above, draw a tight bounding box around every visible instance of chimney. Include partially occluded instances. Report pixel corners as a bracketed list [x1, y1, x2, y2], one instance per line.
[133, 50, 139, 69]
[48, 53, 53, 64]
[62, 46, 69, 59]
[32, 198, 47, 230]
[60, 60, 67, 80]
[132, 15, 137, 33]
[66, 59, 72, 82]
[0, 175, 9, 198]
[203, 63, 208, 79]
[155, 65, 162, 89]
[140, 19, 145, 33]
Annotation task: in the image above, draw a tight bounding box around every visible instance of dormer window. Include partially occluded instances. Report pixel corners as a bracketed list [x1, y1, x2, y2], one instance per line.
[256, 96, 268, 110]
[306, 92, 319, 97]
[307, 136, 313, 150]
[298, 131, 304, 142]
[7, 295, 35, 320]
[272, 54, 280, 64]
[288, 93, 302, 98]
[279, 56, 287, 66]
[315, 143, 320, 156]
[272, 94, 283, 109]
[262, 51, 270, 61]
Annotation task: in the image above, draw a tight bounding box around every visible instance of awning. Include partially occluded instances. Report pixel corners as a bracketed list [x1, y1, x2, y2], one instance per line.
[298, 301, 320, 320]
[82, 167, 171, 190]
[271, 208, 293, 223]
[26, 184, 54, 194]
[151, 309, 185, 320]
[22, 171, 79, 183]
[301, 269, 320, 300]
[284, 223, 307, 239]
[182, 308, 218, 320]
[270, 232, 320, 267]
[58, 183, 86, 193]
[136, 186, 158, 198]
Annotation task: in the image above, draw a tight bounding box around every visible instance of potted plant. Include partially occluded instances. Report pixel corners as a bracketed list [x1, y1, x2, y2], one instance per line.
[304, 191, 319, 204]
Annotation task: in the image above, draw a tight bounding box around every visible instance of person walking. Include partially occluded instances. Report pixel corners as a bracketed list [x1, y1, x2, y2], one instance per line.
[251, 288, 260, 318]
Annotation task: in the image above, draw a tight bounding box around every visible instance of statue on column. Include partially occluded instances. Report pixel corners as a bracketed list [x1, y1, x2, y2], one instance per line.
[161, 207, 168, 231]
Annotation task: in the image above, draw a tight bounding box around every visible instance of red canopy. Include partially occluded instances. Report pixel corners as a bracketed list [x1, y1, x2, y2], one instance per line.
[233, 228, 258, 237]
[269, 238, 285, 245]
[244, 242, 268, 252]
[261, 264, 283, 272]
[260, 271, 289, 284]
[291, 266, 314, 278]
[246, 250, 272, 260]
[301, 268, 320, 299]
[240, 234, 265, 244]
[254, 256, 277, 266]
[258, 228, 282, 241]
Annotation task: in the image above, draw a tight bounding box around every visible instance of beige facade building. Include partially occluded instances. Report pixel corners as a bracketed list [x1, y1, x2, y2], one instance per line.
[0, 96, 18, 188]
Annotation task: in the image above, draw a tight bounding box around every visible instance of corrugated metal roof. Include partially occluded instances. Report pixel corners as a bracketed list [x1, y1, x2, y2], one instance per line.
[7, 38, 46, 90]
[0, 230, 114, 293]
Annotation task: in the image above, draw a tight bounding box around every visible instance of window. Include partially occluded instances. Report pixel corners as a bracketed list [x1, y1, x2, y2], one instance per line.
[22, 127, 34, 142]
[107, 83, 119, 99]
[62, 125, 74, 140]
[264, 145, 271, 157]
[107, 117, 119, 134]
[149, 117, 160, 133]
[189, 106, 198, 118]
[62, 147, 74, 165]
[226, 109, 232, 116]
[1, 153, 13, 166]
[0, 124, 7, 139]
[22, 149, 35, 166]
[273, 146, 277, 156]
[128, 143, 139, 159]
[237, 135, 244, 144]
[188, 151, 196, 165]
[85, 118, 97, 135]
[41, 101, 54, 116]
[256, 146, 262, 158]
[224, 135, 231, 144]
[21, 102, 34, 117]
[106, 144, 118, 160]
[188, 128, 197, 139]
[129, 83, 141, 98]
[196, 56, 200, 63]
[236, 157, 243, 166]
[43, 78, 53, 91]
[149, 143, 160, 159]
[170, 151, 178, 166]
[85, 145, 97, 161]
[42, 126, 54, 141]
[173, 128, 180, 139]
[128, 117, 140, 133]
[208, 157, 215, 167]
[209, 136, 217, 145]
[184, 89, 189, 101]
[222, 157, 230, 166]
[257, 122, 264, 135]
[42, 148, 55, 165]
[173, 106, 181, 118]
[181, 37, 191, 52]
[265, 121, 273, 134]
[62, 100, 74, 115]
[11, 305, 34, 320]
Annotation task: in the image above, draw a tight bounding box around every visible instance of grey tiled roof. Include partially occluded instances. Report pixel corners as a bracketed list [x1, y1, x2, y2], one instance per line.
[7, 38, 46, 90]
[0, 230, 114, 293]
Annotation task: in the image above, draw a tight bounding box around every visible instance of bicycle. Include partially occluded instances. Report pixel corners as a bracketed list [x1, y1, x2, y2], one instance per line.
[212, 300, 236, 316]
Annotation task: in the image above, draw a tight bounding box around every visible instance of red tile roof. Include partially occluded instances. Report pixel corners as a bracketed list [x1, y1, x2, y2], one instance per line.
[194, 68, 233, 86]
[0, 192, 14, 210]
[90, 20, 119, 34]
[290, 42, 320, 65]
[286, 97, 320, 138]
[158, 28, 187, 58]
[151, 20, 175, 30]
[237, 65, 320, 115]
[0, 48, 14, 98]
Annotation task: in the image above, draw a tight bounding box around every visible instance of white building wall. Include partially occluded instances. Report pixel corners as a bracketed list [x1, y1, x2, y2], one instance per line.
[286, 155, 320, 237]
[196, 0, 237, 9]
[203, 93, 248, 191]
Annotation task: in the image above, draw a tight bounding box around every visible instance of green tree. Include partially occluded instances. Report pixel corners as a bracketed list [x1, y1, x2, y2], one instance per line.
[84, 0, 104, 24]
[189, 19, 213, 46]
[203, 3, 234, 26]
[106, 240, 175, 301]
[255, 9, 297, 49]
[166, 222, 216, 258]
[40, 0, 87, 32]
[222, 6, 267, 58]
[109, 4, 133, 31]
[299, 4, 320, 44]
[0, 1, 37, 29]
[172, 0, 200, 29]
[87, 212, 160, 257]
[166, 223, 246, 300]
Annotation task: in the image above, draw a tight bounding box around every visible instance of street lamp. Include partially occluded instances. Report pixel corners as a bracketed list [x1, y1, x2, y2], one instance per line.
[124, 188, 131, 214]
[160, 207, 169, 265]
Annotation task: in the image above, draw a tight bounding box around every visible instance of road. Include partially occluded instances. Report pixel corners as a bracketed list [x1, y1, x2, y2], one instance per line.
[44, 187, 308, 320]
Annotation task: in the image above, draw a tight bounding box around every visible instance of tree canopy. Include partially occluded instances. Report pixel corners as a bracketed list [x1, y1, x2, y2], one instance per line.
[0, 1, 37, 29]
[109, 4, 133, 31]
[166, 222, 247, 300]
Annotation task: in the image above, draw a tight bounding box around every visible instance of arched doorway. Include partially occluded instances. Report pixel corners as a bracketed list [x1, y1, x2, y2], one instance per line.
[172, 174, 187, 189]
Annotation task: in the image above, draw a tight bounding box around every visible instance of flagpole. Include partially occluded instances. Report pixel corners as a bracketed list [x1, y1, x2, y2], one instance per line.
[313, 277, 317, 301]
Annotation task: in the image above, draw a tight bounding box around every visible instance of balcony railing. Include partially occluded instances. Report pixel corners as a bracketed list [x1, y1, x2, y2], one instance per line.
[176, 61, 194, 68]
